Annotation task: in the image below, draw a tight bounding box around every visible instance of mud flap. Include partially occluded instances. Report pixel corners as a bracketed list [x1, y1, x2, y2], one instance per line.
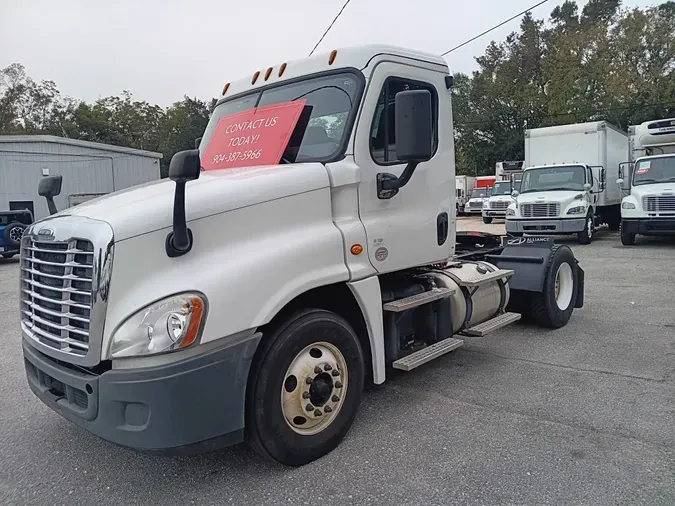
[485, 236, 584, 309]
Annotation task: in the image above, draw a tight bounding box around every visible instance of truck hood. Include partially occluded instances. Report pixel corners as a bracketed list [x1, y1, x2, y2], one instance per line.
[629, 182, 675, 198]
[515, 190, 585, 206]
[52, 163, 329, 241]
[488, 195, 512, 203]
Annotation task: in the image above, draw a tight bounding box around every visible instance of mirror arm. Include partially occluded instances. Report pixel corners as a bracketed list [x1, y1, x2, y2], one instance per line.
[45, 197, 58, 216]
[165, 180, 193, 258]
[377, 162, 420, 200]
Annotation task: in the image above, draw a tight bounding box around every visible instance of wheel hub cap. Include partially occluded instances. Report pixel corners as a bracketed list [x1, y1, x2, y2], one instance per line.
[281, 342, 348, 435]
[9, 228, 23, 242]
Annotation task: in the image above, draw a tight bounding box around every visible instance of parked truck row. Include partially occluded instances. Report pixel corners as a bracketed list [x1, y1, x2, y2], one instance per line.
[18, 45, 585, 467]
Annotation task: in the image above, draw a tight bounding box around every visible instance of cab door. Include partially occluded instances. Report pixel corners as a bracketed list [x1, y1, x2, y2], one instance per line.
[353, 60, 455, 273]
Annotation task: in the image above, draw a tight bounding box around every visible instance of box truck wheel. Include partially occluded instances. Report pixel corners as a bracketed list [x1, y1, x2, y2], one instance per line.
[577, 213, 594, 245]
[530, 245, 578, 328]
[620, 222, 636, 246]
[483, 217, 493, 224]
[247, 308, 365, 466]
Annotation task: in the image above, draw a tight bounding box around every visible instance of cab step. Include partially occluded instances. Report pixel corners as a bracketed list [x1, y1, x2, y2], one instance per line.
[459, 311, 521, 337]
[392, 337, 465, 371]
[382, 287, 455, 312]
[455, 268, 514, 288]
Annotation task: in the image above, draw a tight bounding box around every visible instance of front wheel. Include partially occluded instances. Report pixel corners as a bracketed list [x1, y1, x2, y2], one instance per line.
[620, 222, 636, 245]
[247, 309, 365, 466]
[577, 213, 594, 245]
[483, 217, 493, 224]
[530, 245, 579, 328]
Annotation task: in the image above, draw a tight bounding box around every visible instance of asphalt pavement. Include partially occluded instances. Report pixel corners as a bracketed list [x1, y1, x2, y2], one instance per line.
[1, 220, 674, 506]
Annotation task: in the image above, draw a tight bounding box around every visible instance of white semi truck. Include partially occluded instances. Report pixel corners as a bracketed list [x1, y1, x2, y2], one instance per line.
[20, 45, 585, 467]
[618, 117, 675, 245]
[506, 121, 628, 244]
[455, 175, 476, 216]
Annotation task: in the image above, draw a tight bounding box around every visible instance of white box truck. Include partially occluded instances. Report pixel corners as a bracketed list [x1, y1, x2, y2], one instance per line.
[506, 121, 629, 244]
[455, 175, 475, 216]
[464, 175, 494, 214]
[19, 45, 584, 467]
[618, 117, 675, 245]
[483, 161, 524, 223]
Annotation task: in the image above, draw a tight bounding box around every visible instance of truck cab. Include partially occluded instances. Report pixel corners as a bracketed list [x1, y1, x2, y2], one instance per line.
[464, 186, 490, 214]
[19, 44, 584, 467]
[618, 118, 675, 245]
[482, 180, 513, 224]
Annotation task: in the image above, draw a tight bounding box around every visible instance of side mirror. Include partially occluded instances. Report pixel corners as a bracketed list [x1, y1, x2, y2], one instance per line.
[511, 190, 519, 198]
[38, 175, 63, 216]
[377, 90, 433, 200]
[616, 178, 624, 186]
[166, 150, 201, 258]
[583, 183, 592, 192]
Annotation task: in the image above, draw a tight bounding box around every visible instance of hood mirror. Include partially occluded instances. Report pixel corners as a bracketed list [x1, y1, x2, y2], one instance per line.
[38, 175, 63, 216]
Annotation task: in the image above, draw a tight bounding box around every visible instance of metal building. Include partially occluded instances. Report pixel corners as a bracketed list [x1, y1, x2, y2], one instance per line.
[0, 135, 162, 221]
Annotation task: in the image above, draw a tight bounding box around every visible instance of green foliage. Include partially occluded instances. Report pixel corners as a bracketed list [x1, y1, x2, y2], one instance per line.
[453, 0, 675, 176]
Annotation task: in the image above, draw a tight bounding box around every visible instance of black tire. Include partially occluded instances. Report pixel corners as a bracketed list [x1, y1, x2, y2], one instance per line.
[530, 245, 578, 329]
[3, 222, 25, 249]
[247, 309, 365, 466]
[620, 222, 636, 246]
[577, 212, 593, 245]
[483, 217, 493, 224]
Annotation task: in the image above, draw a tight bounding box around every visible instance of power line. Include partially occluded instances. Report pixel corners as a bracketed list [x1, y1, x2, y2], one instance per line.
[441, 0, 549, 57]
[309, 0, 353, 57]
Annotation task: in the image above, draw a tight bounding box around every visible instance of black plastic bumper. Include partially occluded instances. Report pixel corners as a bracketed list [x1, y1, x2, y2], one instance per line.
[23, 333, 261, 455]
[622, 218, 675, 235]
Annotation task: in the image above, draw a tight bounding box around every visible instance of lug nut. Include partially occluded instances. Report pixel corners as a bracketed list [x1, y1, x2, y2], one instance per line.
[314, 409, 323, 416]
[331, 370, 340, 377]
[314, 366, 322, 374]
[302, 391, 310, 399]
[335, 381, 343, 388]
[324, 406, 332, 413]
[306, 404, 314, 412]
[332, 395, 340, 402]
[324, 364, 332, 371]
[305, 377, 313, 385]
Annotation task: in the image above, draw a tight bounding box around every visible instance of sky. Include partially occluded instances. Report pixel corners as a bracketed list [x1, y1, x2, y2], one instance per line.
[1, 0, 659, 107]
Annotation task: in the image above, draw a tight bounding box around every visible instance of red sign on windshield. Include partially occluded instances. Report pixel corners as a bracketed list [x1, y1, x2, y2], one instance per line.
[201, 100, 307, 171]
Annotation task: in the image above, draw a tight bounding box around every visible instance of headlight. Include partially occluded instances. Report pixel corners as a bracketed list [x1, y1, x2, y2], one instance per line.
[109, 293, 206, 358]
[622, 201, 636, 209]
[506, 208, 515, 216]
[566, 206, 586, 215]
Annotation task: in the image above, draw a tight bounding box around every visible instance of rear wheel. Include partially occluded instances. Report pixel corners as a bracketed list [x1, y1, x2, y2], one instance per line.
[247, 309, 365, 466]
[530, 245, 578, 328]
[3, 222, 25, 250]
[620, 222, 636, 245]
[577, 213, 594, 245]
[483, 217, 493, 224]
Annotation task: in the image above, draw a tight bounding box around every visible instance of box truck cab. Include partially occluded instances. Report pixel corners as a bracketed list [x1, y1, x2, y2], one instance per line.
[464, 176, 494, 214]
[618, 118, 675, 245]
[482, 180, 512, 224]
[455, 175, 475, 216]
[506, 122, 627, 244]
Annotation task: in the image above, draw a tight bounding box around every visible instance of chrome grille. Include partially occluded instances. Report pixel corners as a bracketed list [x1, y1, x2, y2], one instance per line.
[520, 203, 560, 218]
[470, 201, 483, 209]
[490, 201, 509, 210]
[20, 238, 95, 356]
[643, 196, 675, 213]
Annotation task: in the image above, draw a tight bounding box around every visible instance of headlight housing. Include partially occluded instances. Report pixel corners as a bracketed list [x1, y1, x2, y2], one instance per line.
[109, 293, 206, 358]
[622, 201, 636, 209]
[506, 208, 515, 216]
[567, 205, 586, 215]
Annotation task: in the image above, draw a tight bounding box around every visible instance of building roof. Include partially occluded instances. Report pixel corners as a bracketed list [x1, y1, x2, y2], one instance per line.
[0, 135, 163, 159]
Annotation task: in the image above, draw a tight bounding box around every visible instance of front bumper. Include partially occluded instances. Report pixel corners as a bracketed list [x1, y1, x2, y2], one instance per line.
[23, 333, 261, 455]
[506, 217, 586, 234]
[483, 210, 506, 218]
[465, 207, 483, 214]
[622, 218, 675, 235]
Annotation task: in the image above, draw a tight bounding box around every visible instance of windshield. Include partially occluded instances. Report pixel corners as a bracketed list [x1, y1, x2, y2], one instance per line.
[491, 181, 511, 196]
[520, 165, 586, 193]
[471, 188, 487, 198]
[633, 156, 675, 186]
[200, 71, 363, 164]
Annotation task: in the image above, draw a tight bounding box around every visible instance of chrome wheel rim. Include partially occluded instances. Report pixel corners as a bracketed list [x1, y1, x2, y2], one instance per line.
[554, 262, 574, 310]
[281, 342, 348, 436]
[9, 227, 23, 242]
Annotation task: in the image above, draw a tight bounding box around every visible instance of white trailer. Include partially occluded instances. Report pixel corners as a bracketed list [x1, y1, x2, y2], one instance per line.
[455, 175, 475, 215]
[618, 118, 675, 245]
[20, 45, 585, 467]
[507, 121, 629, 244]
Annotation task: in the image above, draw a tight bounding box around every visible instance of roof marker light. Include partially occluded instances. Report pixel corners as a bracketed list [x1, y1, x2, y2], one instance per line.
[264, 67, 273, 81]
[222, 83, 230, 96]
[252, 71, 260, 85]
[328, 50, 338, 65]
[279, 63, 287, 77]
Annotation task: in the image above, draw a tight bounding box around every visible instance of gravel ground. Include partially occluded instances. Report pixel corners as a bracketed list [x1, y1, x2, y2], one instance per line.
[1, 219, 674, 506]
